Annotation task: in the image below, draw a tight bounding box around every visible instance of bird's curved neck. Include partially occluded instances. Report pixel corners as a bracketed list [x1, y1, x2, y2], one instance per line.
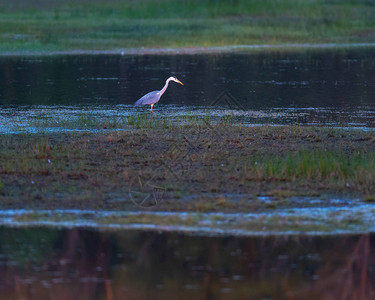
[159, 78, 172, 95]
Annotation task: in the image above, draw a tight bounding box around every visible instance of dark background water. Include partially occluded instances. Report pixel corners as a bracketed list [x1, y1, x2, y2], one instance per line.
[0, 48, 375, 110]
[0, 228, 373, 300]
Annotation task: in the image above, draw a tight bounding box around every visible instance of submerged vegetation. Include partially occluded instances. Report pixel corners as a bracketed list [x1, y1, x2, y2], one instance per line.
[29, 112, 210, 130]
[0, 0, 375, 52]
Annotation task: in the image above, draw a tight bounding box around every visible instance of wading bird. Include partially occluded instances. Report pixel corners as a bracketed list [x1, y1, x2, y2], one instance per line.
[134, 76, 184, 114]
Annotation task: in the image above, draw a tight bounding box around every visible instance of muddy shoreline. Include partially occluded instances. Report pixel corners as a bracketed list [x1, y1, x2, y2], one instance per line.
[1, 124, 375, 235]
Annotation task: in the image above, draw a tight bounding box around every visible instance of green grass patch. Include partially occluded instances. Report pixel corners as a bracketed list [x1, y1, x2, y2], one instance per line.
[252, 150, 375, 182]
[0, 0, 374, 52]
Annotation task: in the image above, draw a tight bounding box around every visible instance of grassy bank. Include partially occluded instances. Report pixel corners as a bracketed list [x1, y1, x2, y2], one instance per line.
[0, 0, 374, 52]
[1, 123, 374, 212]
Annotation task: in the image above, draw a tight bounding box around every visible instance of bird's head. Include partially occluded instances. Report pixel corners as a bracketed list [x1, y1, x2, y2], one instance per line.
[170, 76, 184, 85]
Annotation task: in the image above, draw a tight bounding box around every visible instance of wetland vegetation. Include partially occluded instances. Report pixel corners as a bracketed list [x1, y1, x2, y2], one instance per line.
[1, 116, 375, 234]
[1, 120, 374, 212]
[0, 0, 375, 53]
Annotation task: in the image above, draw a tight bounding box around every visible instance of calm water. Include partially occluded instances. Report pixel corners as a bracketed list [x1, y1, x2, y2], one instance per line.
[0, 48, 375, 130]
[0, 228, 374, 300]
[1, 50, 375, 299]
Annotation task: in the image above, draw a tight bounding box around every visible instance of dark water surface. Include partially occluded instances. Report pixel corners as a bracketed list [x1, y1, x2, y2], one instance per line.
[0, 227, 374, 300]
[0, 48, 375, 130]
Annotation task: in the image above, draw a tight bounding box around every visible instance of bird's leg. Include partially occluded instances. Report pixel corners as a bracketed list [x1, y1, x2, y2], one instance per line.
[150, 104, 154, 115]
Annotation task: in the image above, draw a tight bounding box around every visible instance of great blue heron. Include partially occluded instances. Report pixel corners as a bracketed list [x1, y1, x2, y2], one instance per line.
[134, 76, 184, 114]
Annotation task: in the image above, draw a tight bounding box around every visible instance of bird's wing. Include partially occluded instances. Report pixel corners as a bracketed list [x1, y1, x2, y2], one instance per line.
[134, 90, 160, 106]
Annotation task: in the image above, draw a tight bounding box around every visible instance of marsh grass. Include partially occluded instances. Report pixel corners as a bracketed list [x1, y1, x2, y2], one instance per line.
[0, 125, 375, 212]
[0, 0, 374, 52]
[251, 150, 375, 184]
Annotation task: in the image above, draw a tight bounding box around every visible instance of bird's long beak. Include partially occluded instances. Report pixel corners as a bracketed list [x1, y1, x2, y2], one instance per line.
[176, 79, 184, 85]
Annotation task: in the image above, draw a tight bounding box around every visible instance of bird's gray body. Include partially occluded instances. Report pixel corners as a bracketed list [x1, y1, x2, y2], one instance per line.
[134, 76, 183, 113]
[134, 90, 161, 106]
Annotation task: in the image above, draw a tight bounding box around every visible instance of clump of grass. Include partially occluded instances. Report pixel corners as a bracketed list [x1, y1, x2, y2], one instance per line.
[251, 150, 375, 182]
[100, 117, 128, 129]
[364, 195, 375, 203]
[32, 138, 53, 159]
[125, 115, 171, 129]
[76, 114, 96, 128]
[267, 189, 294, 199]
[177, 115, 213, 126]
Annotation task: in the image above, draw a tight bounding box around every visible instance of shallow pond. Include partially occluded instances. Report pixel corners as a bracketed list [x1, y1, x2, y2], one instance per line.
[0, 228, 374, 300]
[0, 48, 375, 132]
[1, 50, 375, 299]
